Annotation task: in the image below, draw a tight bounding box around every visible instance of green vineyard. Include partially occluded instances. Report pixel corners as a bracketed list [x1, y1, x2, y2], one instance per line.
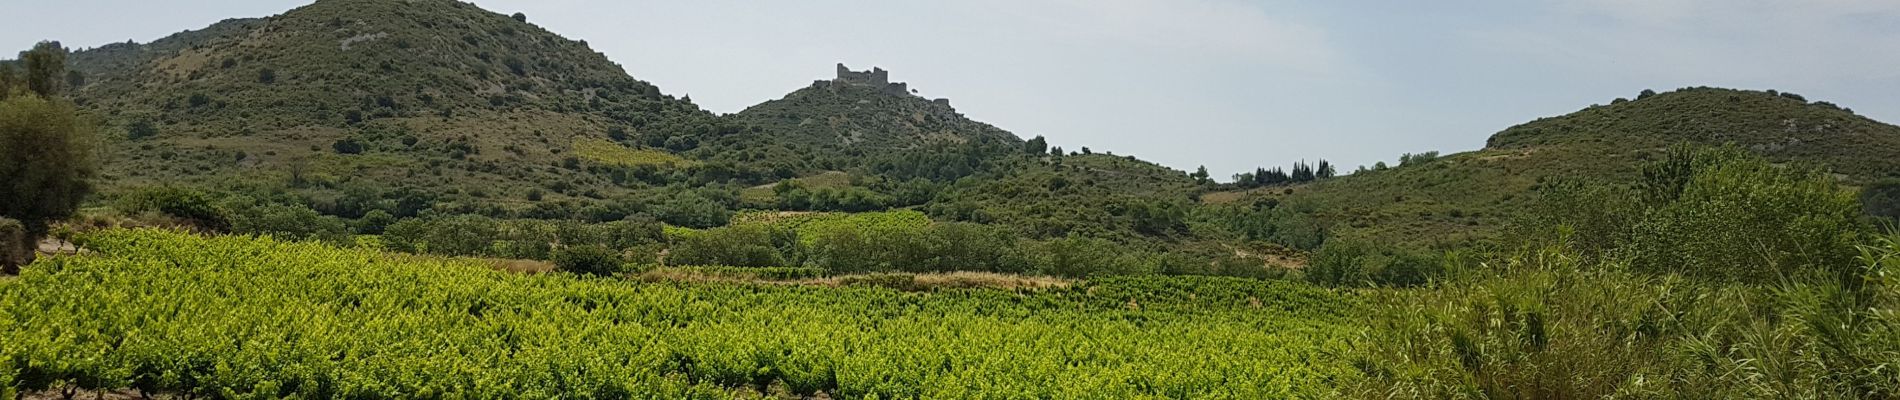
[0, 230, 1362, 399]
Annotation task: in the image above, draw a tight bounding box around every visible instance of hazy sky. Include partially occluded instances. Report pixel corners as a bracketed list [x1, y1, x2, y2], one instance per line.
[7, 0, 1900, 176]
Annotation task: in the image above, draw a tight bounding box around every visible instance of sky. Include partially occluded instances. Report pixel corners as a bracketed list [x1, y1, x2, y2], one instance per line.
[6, 0, 1900, 177]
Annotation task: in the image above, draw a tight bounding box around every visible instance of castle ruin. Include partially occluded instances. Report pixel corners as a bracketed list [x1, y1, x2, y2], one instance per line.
[813, 63, 921, 99]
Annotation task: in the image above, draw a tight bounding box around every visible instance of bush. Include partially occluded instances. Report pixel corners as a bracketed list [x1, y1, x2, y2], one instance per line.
[126, 119, 158, 140]
[1626, 146, 1864, 283]
[356, 210, 396, 234]
[1353, 236, 1900, 398]
[226, 202, 352, 245]
[116, 186, 230, 231]
[1305, 240, 1370, 287]
[552, 245, 622, 276]
[1305, 239, 1441, 288]
[1032, 236, 1127, 278]
[1863, 180, 1900, 225]
[667, 225, 790, 267]
[809, 222, 1028, 275]
[382, 215, 500, 256]
[0, 218, 24, 272]
[332, 138, 365, 154]
[653, 191, 731, 228]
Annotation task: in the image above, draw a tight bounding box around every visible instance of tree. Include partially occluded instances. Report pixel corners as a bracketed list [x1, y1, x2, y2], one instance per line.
[356, 210, 397, 235]
[126, 119, 158, 140]
[552, 245, 622, 277]
[258, 68, 277, 84]
[1317, 160, 1336, 179]
[512, 12, 528, 22]
[1190, 166, 1211, 184]
[1638, 89, 1657, 99]
[332, 138, 365, 154]
[1863, 180, 1900, 224]
[0, 93, 98, 273]
[0, 63, 17, 99]
[21, 41, 67, 97]
[1024, 135, 1048, 155]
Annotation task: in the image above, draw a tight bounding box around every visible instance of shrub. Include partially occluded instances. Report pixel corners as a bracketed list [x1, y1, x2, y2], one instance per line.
[225, 202, 352, 244]
[667, 225, 790, 267]
[1863, 179, 1900, 225]
[653, 191, 730, 228]
[126, 119, 158, 140]
[332, 138, 365, 154]
[0, 218, 24, 271]
[552, 245, 622, 276]
[356, 210, 396, 234]
[1626, 146, 1864, 283]
[382, 215, 500, 256]
[1305, 239, 1440, 287]
[116, 186, 230, 231]
[1032, 236, 1124, 278]
[1305, 240, 1370, 287]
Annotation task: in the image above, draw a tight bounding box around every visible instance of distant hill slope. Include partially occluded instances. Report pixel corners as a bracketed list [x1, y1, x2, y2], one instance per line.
[711, 64, 1022, 172]
[57, 0, 714, 213]
[1213, 87, 1900, 249]
[712, 65, 1205, 243]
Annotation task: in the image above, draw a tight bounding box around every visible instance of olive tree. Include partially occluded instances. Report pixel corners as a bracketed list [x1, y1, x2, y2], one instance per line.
[0, 42, 98, 274]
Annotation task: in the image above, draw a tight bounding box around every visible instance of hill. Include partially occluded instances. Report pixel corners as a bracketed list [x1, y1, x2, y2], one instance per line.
[56, 0, 716, 217]
[723, 64, 1021, 162]
[27, 0, 1209, 245]
[1208, 87, 1900, 249]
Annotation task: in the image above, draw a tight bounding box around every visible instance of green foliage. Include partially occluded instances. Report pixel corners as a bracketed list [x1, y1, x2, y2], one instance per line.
[115, 186, 231, 230]
[551, 244, 621, 276]
[331, 138, 364, 154]
[20, 41, 66, 97]
[0, 63, 16, 99]
[354, 209, 396, 234]
[0, 218, 23, 273]
[1305, 239, 1441, 288]
[1528, 146, 1866, 284]
[0, 95, 99, 238]
[1627, 147, 1864, 283]
[0, 229, 1360, 398]
[1397, 151, 1439, 166]
[123, 118, 157, 140]
[225, 201, 354, 244]
[1863, 179, 1900, 224]
[1353, 237, 1900, 399]
[382, 214, 663, 261]
[658, 265, 828, 280]
[654, 190, 732, 228]
[667, 224, 793, 267]
[1198, 198, 1330, 251]
[383, 214, 498, 255]
[809, 221, 1029, 275]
